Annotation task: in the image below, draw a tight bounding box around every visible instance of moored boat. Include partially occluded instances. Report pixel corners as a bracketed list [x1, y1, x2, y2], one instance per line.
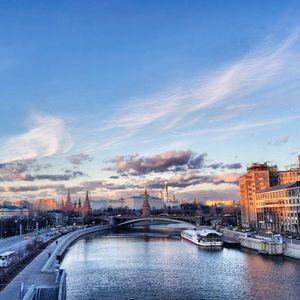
[181, 229, 223, 247]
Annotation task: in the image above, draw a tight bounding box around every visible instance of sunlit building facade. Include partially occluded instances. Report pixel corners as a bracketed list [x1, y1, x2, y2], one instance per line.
[205, 199, 235, 206]
[36, 198, 57, 211]
[239, 163, 278, 228]
[256, 181, 300, 233]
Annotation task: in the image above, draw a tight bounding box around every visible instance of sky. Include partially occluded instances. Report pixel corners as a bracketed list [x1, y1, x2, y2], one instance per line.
[1, 0, 300, 203]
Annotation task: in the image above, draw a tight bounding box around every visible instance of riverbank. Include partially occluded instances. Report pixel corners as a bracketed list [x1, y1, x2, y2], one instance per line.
[0, 225, 112, 300]
[221, 228, 300, 259]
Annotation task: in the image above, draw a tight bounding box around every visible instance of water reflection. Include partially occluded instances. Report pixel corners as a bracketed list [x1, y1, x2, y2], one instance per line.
[61, 224, 300, 300]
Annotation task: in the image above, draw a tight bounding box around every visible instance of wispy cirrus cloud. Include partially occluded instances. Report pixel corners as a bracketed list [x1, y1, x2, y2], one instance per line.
[102, 27, 300, 137]
[0, 113, 73, 163]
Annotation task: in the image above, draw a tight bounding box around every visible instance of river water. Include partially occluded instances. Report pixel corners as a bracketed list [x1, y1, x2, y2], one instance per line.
[61, 225, 300, 299]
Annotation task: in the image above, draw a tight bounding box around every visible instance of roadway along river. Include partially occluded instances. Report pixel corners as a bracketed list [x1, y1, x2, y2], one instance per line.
[61, 224, 300, 300]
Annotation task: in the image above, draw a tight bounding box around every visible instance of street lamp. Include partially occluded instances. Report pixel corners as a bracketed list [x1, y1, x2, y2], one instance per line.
[15, 219, 18, 236]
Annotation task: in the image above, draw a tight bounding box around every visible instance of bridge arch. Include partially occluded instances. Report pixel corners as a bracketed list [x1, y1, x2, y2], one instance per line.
[115, 217, 196, 228]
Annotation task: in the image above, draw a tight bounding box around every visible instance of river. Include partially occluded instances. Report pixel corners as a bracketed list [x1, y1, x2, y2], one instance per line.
[61, 224, 300, 299]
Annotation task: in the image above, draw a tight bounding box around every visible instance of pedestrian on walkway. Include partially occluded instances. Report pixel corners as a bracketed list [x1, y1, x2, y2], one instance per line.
[56, 240, 58, 245]
[48, 251, 51, 258]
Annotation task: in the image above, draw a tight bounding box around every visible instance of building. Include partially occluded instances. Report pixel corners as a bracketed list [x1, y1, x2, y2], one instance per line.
[256, 181, 300, 233]
[141, 188, 151, 216]
[15, 200, 34, 211]
[36, 198, 57, 211]
[239, 155, 300, 229]
[123, 195, 164, 210]
[239, 163, 278, 228]
[0, 205, 29, 219]
[278, 155, 300, 184]
[205, 199, 235, 207]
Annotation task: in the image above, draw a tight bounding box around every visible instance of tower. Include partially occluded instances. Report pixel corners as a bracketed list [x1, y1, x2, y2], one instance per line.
[63, 190, 73, 212]
[141, 188, 151, 217]
[78, 198, 82, 214]
[163, 182, 168, 203]
[81, 191, 91, 217]
[172, 193, 176, 202]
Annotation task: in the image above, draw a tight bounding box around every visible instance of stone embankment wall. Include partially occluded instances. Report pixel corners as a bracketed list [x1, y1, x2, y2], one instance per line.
[239, 236, 283, 254]
[42, 225, 112, 273]
[283, 243, 300, 259]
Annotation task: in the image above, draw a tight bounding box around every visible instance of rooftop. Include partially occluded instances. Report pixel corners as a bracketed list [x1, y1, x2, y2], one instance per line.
[258, 181, 300, 193]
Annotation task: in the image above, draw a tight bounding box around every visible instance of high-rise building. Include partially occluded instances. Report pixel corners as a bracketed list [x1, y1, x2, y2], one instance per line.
[239, 155, 300, 229]
[141, 188, 151, 216]
[239, 163, 278, 228]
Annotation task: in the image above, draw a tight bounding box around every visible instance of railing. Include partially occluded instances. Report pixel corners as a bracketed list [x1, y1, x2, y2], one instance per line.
[42, 225, 112, 273]
[21, 284, 35, 300]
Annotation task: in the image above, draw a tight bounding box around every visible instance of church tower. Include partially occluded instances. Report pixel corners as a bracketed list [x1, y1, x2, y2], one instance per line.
[142, 188, 151, 217]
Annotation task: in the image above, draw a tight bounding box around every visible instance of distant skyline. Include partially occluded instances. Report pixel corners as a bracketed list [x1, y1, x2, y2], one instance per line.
[1, 1, 300, 202]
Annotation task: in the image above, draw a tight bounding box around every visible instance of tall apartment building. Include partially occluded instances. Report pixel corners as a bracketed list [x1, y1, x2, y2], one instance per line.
[239, 155, 300, 229]
[239, 163, 278, 228]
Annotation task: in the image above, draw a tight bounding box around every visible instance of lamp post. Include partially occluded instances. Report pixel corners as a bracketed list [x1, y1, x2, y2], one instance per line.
[15, 219, 18, 236]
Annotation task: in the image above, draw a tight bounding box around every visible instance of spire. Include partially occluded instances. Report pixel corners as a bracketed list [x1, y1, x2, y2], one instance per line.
[78, 198, 82, 208]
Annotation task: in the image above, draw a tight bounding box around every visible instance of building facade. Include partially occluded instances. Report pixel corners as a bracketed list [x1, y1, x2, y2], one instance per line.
[239, 163, 277, 228]
[205, 199, 235, 206]
[36, 198, 57, 211]
[0, 205, 29, 219]
[278, 155, 300, 184]
[256, 182, 300, 233]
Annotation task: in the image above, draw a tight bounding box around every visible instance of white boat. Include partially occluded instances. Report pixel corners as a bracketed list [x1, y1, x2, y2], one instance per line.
[181, 229, 223, 247]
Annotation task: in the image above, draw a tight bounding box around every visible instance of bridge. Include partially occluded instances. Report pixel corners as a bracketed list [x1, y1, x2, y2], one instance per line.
[88, 214, 224, 228]
[89, 215, 203, 227]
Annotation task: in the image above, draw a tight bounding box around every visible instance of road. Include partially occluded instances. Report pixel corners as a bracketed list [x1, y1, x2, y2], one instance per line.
[0, 229, 55, 258]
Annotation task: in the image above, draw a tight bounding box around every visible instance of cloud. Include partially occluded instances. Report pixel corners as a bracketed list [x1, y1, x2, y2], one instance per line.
[145, 170, 240, 190]
[208, 162, 242, 170]
[67, 153, 93, 165]
[7, 183, 65, 193]
[105, 150, 208, 175]
[0, 113, 72, 163]
[0, 160, 85, 182]
[101, 27, 300, 138]
[268, 135, 289, 146]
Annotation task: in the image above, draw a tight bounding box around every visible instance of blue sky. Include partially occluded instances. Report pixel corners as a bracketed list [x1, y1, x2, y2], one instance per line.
[1, 1, 300, 203]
